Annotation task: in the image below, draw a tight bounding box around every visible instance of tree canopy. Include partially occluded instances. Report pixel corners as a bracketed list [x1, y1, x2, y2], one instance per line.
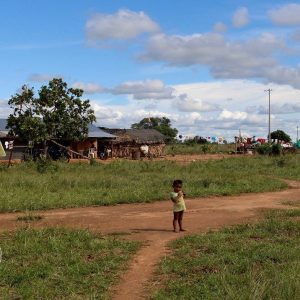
[270, 130, 291, 142]
[131, 117, 178, 142]
[7, 78, 96, 144]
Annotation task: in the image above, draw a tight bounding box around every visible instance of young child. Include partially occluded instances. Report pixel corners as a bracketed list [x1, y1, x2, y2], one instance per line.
[170, 179, 186, 232]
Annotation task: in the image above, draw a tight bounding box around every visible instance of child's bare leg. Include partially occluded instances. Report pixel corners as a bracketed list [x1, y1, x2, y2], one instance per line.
[173, 212, 179, 232]
[179, 211, 185, 231]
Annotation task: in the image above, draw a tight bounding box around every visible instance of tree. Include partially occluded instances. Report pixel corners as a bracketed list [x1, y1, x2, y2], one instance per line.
[131, 117, 178, 142]
[7, 78, 96, 146]
[270, 130, 291, 142]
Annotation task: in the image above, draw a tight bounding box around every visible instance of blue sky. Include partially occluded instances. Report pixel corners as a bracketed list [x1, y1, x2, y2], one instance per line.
[0, 0, 300, 140]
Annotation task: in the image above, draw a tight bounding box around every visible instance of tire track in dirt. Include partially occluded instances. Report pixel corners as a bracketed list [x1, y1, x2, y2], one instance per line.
[0, 180, 300, 299]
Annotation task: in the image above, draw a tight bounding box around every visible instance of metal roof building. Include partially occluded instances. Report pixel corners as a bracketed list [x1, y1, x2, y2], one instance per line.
[0, 119, 8, 137]
[0, 119, 116, 139]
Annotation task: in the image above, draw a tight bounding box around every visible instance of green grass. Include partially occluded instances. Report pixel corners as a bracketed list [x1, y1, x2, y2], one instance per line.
[1, 155, 300, 212]
[281, 200, 300, 207]
[151, 209, 300, 300]
[0, 228, 140, 299]
[17, 213, 43, 222]
[166, 143, 236, 155]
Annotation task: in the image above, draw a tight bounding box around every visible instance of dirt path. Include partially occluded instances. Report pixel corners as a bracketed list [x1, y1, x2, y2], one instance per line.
[1, 180, 300, 299]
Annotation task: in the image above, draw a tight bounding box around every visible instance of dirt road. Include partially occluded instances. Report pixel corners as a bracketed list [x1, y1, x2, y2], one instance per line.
[1, 180, 299, 299]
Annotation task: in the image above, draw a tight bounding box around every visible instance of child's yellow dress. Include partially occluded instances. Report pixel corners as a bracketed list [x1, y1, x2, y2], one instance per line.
[170, 192, 186, 212]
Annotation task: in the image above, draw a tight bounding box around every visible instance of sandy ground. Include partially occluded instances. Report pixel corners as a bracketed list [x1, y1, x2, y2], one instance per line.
[1, 180, 300, 299]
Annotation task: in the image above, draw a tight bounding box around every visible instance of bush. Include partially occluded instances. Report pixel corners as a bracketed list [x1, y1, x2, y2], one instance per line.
[201, 144, 209, 154]
[36, 156, 59, 173]
[257, 144, 272, 155]
[271, 143, 282, 156]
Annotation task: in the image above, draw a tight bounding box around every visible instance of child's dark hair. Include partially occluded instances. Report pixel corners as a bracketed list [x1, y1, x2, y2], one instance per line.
[172, 179, 183, 187]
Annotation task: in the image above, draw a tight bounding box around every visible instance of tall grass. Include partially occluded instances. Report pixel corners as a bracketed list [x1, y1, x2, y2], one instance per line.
[0, 228, 140, 299]
[0, 155, 299, 212]
[166, 143, 236, 155]
[151, 209, 300, 299]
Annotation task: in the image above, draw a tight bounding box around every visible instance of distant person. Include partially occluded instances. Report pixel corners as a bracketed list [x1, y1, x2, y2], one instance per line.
[170, 179, 186, 233]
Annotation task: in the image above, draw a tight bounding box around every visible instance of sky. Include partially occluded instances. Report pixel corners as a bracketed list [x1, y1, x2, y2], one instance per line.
[0, 0, 300, 141]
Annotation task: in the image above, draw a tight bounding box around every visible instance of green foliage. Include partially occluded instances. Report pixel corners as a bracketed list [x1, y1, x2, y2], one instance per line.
[165, 143, 236, 155]
[257, 144, 272, 155]
[270, 129, 291, 142]
[201, 144, 209, 154]
[131, 117, 178, 142]
[36, 156, 59, 173]
[184, 136, 207, 145]
[271, 143, 282, 156]
[17, 213, 43, 222]
[0, 228, 140, 299]
[152, 210, 300, 299]
[257, 144, 283, 156]
[7, 78, 96, 143]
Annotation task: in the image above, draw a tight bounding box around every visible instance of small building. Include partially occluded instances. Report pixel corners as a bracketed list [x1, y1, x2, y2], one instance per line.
[0, 119, 116, 160]
[101, 128, 167, 158]
[0, 118, 27, 160]
[69, 124, 116, 158]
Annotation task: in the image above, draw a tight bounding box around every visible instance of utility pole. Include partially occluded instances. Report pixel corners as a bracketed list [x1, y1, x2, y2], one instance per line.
[264, 89, 272, 143]
[297, 125, 299, 142]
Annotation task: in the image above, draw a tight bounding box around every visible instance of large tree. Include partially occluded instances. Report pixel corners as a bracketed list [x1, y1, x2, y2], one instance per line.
[7, 78, 96, 145]
[270, 130, 291, 142]
[131, 117, 178, 142]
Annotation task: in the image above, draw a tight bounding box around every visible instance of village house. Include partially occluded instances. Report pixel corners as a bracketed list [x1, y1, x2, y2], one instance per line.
[0, 118, 28, 160]
[0, 118, 117, 160]
[100, 128, 167, 159]
[68, 124, 116, 159]
[1, 118, 166, 160]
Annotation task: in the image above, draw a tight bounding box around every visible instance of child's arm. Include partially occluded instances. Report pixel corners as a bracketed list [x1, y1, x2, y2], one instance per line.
[171, 191, 183, 203]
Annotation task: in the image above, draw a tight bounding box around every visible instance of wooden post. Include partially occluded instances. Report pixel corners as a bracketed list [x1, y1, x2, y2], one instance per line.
[7, 145, 14, 168]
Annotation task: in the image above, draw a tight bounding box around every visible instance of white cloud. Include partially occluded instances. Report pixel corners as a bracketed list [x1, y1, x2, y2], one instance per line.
[141, 32, 282, 70]
[86, 9, 160, 43]
[248, 102, 300, 114]
[269, 3, 300, 26]
[174, 94, 221, 112]
[213, 22, 227, 33]
[232, 7, 249, 28]
[110, 79, 175, 100]
[72, 82, 103, 94]
[91, 102, 123, 124]
[28, 73, 63, 82]
[141, 32, 300, 89]
[294, 29, 300, 41]
[0, 100, 10, 118]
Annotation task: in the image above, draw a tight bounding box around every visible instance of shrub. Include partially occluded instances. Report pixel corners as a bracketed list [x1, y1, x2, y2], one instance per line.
[271, 143, 282, 156]
[257, 144, 272, 155]
[201, 144, 209, 154]
[36, 156, 59, 173]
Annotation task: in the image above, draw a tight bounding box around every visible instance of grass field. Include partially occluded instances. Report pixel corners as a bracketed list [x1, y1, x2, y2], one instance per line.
[166, 143, 236, 155]
[0, 228, 140, 299]
[0, 155, 299, 212]
[151, 208, 300, 299]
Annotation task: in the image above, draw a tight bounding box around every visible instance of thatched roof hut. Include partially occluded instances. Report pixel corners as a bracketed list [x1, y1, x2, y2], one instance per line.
[100, 128, 167, 158]
[103, 128, 166, 144]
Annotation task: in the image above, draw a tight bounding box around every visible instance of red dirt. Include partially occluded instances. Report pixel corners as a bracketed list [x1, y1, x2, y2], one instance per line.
[1, 180, 299, 299]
